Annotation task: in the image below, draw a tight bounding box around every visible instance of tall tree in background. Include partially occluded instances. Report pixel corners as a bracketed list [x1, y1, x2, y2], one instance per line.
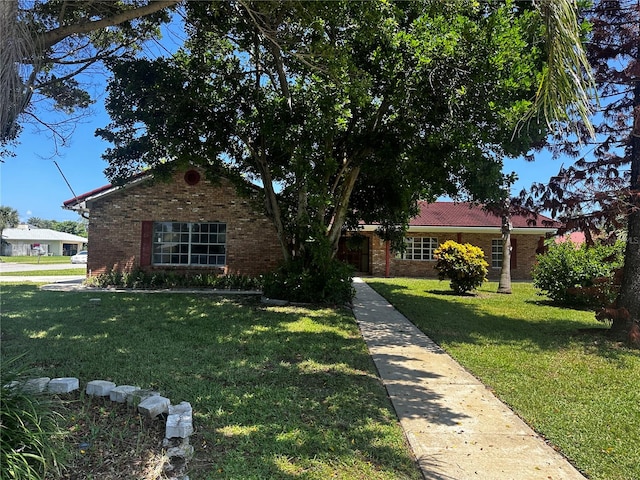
[98, 0, 548, 274]
[526, 0, 639, 337]
[0, 206, 20, 256]
[27, 217, 87, 236]
[0, 0, 178, 151]
[0, 206, 20, 237]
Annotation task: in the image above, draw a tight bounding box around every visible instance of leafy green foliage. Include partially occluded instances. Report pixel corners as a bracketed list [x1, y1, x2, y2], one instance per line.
[86, 268, 262, 290]
[434, 240, 488, 294]
[0, 358, 62, 480]
[532, 240, 625, 307]
[263, 258, 355, 305]
[2, 0, 176, 147]
[0, 206, 20, 233]
[27, 217, 87, 236]
[98, 1, 549, 290]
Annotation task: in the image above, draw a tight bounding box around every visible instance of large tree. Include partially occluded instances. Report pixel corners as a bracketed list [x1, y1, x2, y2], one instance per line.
[0, 206, 20, 236]
[0, 0, 179, 150]
[524, 0, 639, 337]
[99, 0, 548, 274]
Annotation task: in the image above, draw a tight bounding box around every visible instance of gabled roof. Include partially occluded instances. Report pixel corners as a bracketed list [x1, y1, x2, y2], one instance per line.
[360, 201, 559, 234]
[2, 227, 87, 243]
[63, 172, 150, 214]
[410, 201, 559, 229]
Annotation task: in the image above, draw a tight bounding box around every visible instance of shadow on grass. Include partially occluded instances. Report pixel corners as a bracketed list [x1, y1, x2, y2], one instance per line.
[1, 285, 422, 479]
[365, 280, 612, 356]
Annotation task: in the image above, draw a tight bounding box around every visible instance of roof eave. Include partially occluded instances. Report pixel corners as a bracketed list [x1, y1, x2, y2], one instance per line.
[359, 225, 557, 234]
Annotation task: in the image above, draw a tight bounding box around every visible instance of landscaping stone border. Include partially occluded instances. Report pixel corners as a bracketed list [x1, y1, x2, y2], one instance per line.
[15, 376, 193, 480]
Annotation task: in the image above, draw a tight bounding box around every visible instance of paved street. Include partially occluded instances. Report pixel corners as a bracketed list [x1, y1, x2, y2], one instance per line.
[0, 261, 86, 283]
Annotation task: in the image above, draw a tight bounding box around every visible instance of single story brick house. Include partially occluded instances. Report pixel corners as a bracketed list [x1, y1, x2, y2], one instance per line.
[63, 169, 283, 277]
[338, 201, 559, 280]
[64, 168, 558, 280]
[1, 225, 87, 256]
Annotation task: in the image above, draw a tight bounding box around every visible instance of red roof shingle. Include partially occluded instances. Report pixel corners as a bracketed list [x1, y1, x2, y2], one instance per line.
[409, 202, 558, 229]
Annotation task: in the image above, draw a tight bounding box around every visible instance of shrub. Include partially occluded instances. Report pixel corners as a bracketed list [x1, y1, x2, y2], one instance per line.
[532, 240, 625, 307]
[433, 240, 488, 294]
[86, 268, 262, 290]
[0, 358, 63, 480]
[263, 258, 355, 305]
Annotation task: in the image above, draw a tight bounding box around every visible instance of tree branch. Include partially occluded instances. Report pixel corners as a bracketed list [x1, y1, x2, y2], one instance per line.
[38, 0, 179, 51]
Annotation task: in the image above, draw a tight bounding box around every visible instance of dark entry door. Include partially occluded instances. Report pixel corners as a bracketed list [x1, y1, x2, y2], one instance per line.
[337, 236, 370, 273]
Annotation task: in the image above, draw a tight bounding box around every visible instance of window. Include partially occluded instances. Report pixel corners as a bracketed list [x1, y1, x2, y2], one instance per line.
[491, 239, 502, 268]
[400, 237, 438, 261]
[152, 222, 226, 266]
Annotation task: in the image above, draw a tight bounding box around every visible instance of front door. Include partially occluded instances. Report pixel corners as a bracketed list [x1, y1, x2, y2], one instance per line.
[337, 236, 370, 274]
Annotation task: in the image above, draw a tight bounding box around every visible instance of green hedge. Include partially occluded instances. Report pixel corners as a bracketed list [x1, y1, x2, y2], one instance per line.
[532, 240, 624, 307]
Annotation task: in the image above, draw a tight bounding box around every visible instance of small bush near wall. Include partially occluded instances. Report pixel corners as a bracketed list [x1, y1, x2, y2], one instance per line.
[532, 240, 625, 308]
[263, 258, 355, 305]
[433, 241, 488, 294]
[86, 269, 262, 291]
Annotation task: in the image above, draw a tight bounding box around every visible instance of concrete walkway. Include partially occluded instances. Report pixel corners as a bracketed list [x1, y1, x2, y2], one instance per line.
[352, 278, 586, 480]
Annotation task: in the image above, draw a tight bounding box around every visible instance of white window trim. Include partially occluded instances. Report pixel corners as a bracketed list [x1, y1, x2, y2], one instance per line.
[152, 221, 226, 267]
[398, 237, 438, 261]
[491, 238, 502, 269]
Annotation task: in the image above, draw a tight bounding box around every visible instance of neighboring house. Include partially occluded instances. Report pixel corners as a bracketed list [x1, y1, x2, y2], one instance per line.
[63, 169, 283, 277]
[1, 225, 87, 256]
[337, 202, 559, 280]
[65, 168, 558, 280]
[555, 231, 587, 245]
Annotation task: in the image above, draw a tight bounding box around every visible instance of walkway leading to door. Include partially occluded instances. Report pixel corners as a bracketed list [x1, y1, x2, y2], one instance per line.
[352, 278, 586, 480]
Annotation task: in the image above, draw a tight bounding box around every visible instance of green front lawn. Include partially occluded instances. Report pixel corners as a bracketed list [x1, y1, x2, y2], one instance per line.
[0, 285, 420, 480]
[1, 256, 76, 264]
[366, 278, 640, 480]
[0, 269, 86, 276]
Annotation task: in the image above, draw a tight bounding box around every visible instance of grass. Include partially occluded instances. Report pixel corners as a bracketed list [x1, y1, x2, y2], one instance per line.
[0, 269, 86, 276]
[365, 278, 640, 480]
[1, 256, 74, 264]
[0, 284, 420, 480]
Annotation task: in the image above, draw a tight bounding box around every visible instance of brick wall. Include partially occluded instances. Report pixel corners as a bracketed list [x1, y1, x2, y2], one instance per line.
[86, 170, 284, 277]
[367, 231, 544, 280]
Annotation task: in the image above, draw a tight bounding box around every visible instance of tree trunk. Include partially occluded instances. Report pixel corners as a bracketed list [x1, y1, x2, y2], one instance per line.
[327, 165, 361, 256]
[497, 212, 512, 294]
[611, 46, 640, 339]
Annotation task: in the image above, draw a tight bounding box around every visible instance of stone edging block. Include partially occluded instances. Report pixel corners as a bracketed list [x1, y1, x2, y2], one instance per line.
[13, 376, 193, 479]
[166, 402, 194, 438]
[138, 395, 171, 418]
[109, 385, 140, 403]
[48, 377, 80, 394]
[86, 380, 116, 396]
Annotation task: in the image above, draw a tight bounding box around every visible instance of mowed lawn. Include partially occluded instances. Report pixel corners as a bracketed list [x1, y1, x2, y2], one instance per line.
[0, 284, 420, 480]
[366, 278, 640, 480]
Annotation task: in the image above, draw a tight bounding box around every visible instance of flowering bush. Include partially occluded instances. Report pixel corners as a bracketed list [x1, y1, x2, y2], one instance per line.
[434, 240, 488, 294]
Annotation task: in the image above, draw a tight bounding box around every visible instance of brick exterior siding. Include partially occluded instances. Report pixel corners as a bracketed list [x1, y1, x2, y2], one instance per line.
[86, 170, 284, 277]
[362, 231, 544, 280]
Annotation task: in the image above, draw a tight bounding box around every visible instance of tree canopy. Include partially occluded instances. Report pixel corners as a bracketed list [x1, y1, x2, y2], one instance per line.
[0, 206, 20, 235]
[522, 0, 639, 336]
[0, 0, 178, 150]
[99, 0, 549, 267]
[27, 217, 87, 236]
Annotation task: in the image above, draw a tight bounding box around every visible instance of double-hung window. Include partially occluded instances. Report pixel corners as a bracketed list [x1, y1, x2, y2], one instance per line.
[400, 237, 438, 261]
[491, 239, 503, 268]
[152, 222, 226, 266]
